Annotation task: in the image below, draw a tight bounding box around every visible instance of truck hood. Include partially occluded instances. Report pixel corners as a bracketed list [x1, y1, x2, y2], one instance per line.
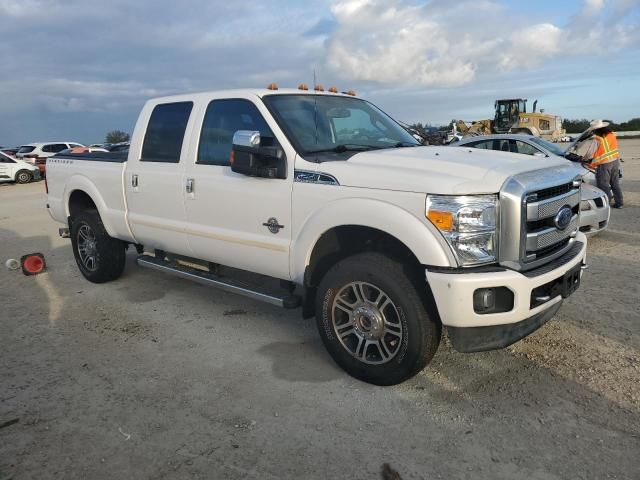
[318, 146, 576, 194]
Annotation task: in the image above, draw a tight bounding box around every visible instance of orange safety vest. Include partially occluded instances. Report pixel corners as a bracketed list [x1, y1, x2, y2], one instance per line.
[592, 131, 620, 167]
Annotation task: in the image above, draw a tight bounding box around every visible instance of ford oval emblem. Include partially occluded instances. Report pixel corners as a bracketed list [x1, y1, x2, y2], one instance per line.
[554, 206, 573, 230]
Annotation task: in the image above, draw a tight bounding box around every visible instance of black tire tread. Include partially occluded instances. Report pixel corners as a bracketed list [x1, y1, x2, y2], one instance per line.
[315, 252, 440, 385]
[70, 210, 126, 283]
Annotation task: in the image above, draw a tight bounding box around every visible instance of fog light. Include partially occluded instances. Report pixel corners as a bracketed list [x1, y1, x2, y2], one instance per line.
[474, 288, 495, 312]
[473, 287, 514, 314]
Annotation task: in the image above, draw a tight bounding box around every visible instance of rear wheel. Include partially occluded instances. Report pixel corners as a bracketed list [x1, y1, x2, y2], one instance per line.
[70, 210, 126, 283]
[15, 170, 33, 184]
[316, 252, 441, 385]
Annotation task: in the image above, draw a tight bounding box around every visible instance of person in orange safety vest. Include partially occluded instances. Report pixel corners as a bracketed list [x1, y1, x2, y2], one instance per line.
[581, 119, 623, 209]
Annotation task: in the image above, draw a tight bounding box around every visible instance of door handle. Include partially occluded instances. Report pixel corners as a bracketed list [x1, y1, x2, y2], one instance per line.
[186, 178, 194, 194]
[132, 174, 138, 188]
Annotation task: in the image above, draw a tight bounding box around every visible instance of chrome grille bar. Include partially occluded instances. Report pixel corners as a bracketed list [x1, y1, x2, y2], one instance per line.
[526, 215, 578, 251]
[526, 190, 580, 221]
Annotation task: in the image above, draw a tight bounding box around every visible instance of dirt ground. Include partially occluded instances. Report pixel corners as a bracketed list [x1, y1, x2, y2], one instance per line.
[1, 141, 639, 480]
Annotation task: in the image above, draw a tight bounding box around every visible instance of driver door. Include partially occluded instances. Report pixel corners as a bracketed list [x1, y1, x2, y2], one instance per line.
[182, 96, 293, 280]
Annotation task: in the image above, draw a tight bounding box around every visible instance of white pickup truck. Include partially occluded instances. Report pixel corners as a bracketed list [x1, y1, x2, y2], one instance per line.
[47, 87, 588, 385]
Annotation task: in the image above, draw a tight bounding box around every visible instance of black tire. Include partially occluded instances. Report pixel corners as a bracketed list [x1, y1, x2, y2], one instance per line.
[70, 210, 126, 283]
[316, 252, 441, 386]
[15, 170, 33, 184]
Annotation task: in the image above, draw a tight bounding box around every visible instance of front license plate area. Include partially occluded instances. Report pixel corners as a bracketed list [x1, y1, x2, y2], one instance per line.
[562, 264, 582, 298]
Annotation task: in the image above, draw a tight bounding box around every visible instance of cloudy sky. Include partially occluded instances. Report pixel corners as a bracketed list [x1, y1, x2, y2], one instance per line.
[1, 0, 639, 146]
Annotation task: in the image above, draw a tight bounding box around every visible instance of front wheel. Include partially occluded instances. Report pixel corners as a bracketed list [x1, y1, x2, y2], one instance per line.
[70, 210, 126, 283]
[15, 170, 33, 184]
[316, 253, 441, 385]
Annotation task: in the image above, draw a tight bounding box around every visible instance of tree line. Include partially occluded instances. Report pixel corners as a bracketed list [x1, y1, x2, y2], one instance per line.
[563, 118, 640, 133]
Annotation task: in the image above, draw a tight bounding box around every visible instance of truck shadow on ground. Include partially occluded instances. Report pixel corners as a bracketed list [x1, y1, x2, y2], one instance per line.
[257, 340, 343, 383]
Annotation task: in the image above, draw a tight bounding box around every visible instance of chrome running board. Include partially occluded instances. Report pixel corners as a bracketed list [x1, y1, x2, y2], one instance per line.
[136, 254, 300, 309]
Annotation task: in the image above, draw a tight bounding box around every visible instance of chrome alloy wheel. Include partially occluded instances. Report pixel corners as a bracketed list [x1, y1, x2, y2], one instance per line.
[332, 282, 404, 365]
[77, 224, 98, 272]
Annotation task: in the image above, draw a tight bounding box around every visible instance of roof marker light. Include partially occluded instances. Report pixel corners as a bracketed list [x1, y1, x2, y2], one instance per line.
[298, 83, 309, 90]
[314, 84, 324, 92]
[267, 83, 278, 90]
[328, 86, 338, 93]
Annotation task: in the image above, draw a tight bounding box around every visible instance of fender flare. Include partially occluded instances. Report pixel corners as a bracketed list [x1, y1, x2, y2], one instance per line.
[290, 198, 456, 284]
[63, 174, 119, 238]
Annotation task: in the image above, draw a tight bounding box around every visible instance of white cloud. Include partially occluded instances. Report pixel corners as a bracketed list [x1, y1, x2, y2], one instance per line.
[325, 0, 640, 87]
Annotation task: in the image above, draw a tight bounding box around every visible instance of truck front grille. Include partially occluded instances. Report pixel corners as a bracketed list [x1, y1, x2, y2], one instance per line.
[522, 182, 580, 265]
[498, 166, 583, 272]
[531, 181, 574, 201]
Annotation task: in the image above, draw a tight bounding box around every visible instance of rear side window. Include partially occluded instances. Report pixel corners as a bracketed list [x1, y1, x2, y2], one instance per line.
[69, 143, 83, 149]
[197, 99, 274, 166]
[141, 102, 193, 163]
[18, 146, 36, 154]
[43, 144, 68, 153]
[467, 140, 492, 149]
[515, 141, 540, 156]
[493, 139, 514, 153]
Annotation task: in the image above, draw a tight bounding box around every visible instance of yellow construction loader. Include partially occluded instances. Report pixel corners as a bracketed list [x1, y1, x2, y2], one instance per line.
[456, 99, 566, 141]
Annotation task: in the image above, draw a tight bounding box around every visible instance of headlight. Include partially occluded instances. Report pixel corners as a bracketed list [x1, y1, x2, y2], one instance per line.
[426, 194, 498, 266]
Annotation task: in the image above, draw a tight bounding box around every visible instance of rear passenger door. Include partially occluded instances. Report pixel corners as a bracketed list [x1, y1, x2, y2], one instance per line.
[125, 101, 194, 255]
[182, 97, 293, 280]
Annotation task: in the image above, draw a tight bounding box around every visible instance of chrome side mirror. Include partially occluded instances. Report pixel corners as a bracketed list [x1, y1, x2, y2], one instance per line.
[232, 130, 261, 148]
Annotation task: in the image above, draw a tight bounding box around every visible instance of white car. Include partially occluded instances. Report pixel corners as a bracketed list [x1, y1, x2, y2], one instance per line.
[0, 150, 40, 183]
[453, 134, 610, 236]
[16, 142, 85, 161]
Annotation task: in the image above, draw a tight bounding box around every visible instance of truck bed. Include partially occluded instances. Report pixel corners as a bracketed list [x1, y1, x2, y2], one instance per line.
[46, 151, 135, 242]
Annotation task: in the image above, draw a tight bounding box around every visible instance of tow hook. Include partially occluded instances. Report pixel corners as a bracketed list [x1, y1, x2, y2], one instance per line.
[59, 227, 70, 238]
[581, 264, 589, 271]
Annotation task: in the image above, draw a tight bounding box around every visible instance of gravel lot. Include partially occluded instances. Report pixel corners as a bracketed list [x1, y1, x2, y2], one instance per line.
[1, 140, 639, 479]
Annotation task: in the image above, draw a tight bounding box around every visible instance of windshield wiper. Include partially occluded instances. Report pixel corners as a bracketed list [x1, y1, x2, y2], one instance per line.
[392, 142, 419, 148]
[306, 144, 383, 154]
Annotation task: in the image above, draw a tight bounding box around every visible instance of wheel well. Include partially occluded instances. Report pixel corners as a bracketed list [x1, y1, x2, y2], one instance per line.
[301, 225, 432, 319]
[305, 226, 422, 288]
[68, 190, 97, 219]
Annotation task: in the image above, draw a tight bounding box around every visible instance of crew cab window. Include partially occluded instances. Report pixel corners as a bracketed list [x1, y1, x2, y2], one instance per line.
[43, 144, 68, 153]
[197, 99, 274, 166]
[0, 154, 15, 163]
[515, 141, 541, 156]
[141, 102, 193, 163]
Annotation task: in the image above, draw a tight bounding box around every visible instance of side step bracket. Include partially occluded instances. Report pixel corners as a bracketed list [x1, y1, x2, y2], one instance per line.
[136, 255, 300, 309]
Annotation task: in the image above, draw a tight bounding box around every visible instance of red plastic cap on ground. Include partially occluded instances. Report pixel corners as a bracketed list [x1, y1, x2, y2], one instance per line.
[21, 253, 46, 275]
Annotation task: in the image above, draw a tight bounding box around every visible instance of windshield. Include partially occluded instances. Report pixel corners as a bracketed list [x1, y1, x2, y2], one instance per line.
[18, 146, 36, 153]
[529, 137, 566, 156]
[263, 94, 419, 155]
